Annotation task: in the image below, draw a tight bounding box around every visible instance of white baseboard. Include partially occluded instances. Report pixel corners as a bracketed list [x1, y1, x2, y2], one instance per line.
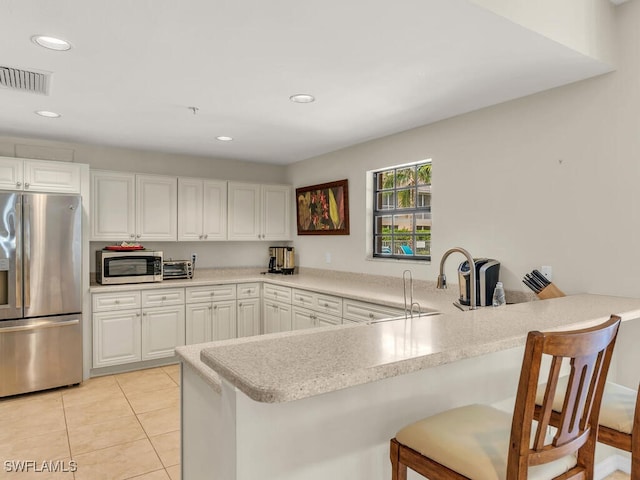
[595, 454, 631, 479]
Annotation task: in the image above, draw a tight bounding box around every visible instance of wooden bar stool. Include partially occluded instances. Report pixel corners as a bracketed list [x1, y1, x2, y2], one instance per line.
[535, 378, 640, 478]
[390, 315, 621, 480]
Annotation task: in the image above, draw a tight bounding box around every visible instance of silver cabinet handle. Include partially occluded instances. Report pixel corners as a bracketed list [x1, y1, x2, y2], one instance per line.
[136, 234, 141, 238]
[162, 296, 167, 300]
[16, 181, 22, 187]
[136, 312, 141, 317]
[24, 182, 30, 188]
[204, 234, 208, 239]
[130, 234, 135, 238]
[115, 300, 120, 304]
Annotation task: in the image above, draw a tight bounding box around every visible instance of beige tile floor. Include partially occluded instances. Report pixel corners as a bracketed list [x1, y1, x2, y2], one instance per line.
[0, 366, 631, 480]
[0, 365, 180, 480]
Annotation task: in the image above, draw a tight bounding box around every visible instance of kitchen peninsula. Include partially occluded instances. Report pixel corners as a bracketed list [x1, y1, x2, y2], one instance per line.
[177, 293, 640, 480]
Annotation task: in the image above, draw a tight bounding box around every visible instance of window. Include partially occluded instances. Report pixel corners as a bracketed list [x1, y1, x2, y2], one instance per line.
[372, 160, 431, 260]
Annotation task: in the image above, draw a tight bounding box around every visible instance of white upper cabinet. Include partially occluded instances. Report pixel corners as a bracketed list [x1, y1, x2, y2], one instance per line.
[91, 170, 177, 241]
[136, 174, 178, 241]
[178, 178, 227, 241]
[91, 171, 136, 240]
[228, 182, 291, 241]
[262, 184, 291, 240]
[0, 157, 82, 193]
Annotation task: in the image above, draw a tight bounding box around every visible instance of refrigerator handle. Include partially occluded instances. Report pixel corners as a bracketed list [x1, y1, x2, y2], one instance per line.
[15, 198, 22, 309]
[23, 201, 30, 309]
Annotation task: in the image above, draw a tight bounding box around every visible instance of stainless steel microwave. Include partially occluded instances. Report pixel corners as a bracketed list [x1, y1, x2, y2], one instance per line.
[96, 250, 163, 285]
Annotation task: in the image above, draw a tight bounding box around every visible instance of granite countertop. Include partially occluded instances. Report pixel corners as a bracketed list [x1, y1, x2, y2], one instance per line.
[190, 294, 640, 403]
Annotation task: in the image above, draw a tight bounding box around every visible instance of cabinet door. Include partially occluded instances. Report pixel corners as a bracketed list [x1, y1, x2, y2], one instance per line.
[141, 305, 185, 360]
[23, 159, 81, 193]
[91, 171, 136, 241]
[263, 300, 292, 334]
[262, 185, 291, 241]
[202, 180, 227, 240]
[0, 156, 23, 191]
[178, 177, 204, 241]
[186, 303, 212, 344]
[292, 306, 317, 330]
[228, 182, 261, 240]
[136, 174, 178, 241]
[212, 300, 237, 341]
[93, 309, 141, 367]
[237, 298, 260, 338]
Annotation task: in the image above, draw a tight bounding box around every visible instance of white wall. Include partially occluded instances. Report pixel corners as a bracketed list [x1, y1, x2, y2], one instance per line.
[287, 1, 640, 297]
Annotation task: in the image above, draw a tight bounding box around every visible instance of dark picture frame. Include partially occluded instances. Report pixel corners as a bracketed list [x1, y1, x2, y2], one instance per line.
[296, 179, 349, 235]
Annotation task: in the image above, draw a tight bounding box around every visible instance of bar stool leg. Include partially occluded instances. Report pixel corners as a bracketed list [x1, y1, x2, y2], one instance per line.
[390, 438, 407, 480]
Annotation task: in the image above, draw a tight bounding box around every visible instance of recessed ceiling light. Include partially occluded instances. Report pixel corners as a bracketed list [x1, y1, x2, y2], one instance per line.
[289, 94, 315, 104]
[216, 136, 233, 142]
[35, 110, 61, 118]
[31, 35, 72, 51]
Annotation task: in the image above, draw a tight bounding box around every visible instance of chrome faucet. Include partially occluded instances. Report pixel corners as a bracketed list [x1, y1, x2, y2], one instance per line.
[437, 247, 477, 310]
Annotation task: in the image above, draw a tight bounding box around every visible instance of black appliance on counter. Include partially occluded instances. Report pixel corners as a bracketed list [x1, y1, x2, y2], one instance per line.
[457, 258, 500, 307]
[268, 246, 295, 274]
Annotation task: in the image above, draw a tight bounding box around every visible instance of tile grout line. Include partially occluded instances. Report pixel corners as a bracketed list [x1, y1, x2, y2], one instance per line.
[117, 368, 179, 480]
[60, 388, 76, 480]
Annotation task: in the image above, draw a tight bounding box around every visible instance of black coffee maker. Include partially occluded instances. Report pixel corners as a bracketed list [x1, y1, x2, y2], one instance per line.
[457, 258, 500, 307]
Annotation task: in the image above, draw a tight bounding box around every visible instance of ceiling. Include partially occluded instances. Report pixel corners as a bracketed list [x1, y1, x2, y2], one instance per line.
[0, 0, 614, 165]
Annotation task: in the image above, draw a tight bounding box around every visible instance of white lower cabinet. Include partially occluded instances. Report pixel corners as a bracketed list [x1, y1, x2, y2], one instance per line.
[263, 284, 292, 333]
[237, 283, 261, 337]
[93, 309, 142, 367]
[263, 299, 292, 334]
[292, 306, 317, 330]
[237, 298, 261, 337]
[212, 300, 237, 341]
[142, 305, 186, 360]
[185, 285, 238, 343]
[92, 288, 185, 368]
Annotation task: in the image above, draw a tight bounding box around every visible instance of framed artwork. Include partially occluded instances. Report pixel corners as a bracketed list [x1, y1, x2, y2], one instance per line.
[296, 179, 349, 235]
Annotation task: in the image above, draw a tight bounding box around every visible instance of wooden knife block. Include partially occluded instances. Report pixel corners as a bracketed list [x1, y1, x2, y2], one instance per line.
[536, 283, 565, 300]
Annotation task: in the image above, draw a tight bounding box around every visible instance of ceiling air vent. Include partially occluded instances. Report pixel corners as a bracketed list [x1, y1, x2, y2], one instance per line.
[0, 66, 50, 95]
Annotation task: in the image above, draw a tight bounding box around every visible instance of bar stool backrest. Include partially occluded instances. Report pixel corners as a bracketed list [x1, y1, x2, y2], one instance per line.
[507, 314, 621, 478]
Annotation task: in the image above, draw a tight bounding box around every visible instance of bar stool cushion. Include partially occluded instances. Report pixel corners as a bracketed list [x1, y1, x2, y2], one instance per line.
[535, 378, 636, 434]
[395, 404, 576, 480]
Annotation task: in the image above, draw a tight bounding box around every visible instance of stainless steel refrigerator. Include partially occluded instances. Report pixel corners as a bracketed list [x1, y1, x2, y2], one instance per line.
[0, 192, 82, 397]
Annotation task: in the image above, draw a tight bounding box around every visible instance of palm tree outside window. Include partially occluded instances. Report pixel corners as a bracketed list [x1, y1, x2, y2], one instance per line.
[373, 160, 431, 260]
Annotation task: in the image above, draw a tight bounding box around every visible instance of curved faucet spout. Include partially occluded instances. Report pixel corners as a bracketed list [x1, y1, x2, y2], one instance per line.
[437, 247, 477, 310]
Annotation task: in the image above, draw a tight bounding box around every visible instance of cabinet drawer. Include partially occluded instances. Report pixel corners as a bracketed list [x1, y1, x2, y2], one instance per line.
[292, 289, 314, 307]
[342, 299, 403, 323]
[263, 283, 292, 303]
[314, 293, 342, 316]
[142, 288, 185, 307]
[315, 310, 342, 326]
[292, 289, 342, 316]
[237, 282, 260, 299]
[93, 291, 141, 312]
[186, 284, 237, 303]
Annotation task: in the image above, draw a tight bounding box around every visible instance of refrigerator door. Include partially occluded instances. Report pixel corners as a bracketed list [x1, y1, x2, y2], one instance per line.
[0, 314, 82, 397]
[23, 193, 82, 318]
[0, 192, 22, 321]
